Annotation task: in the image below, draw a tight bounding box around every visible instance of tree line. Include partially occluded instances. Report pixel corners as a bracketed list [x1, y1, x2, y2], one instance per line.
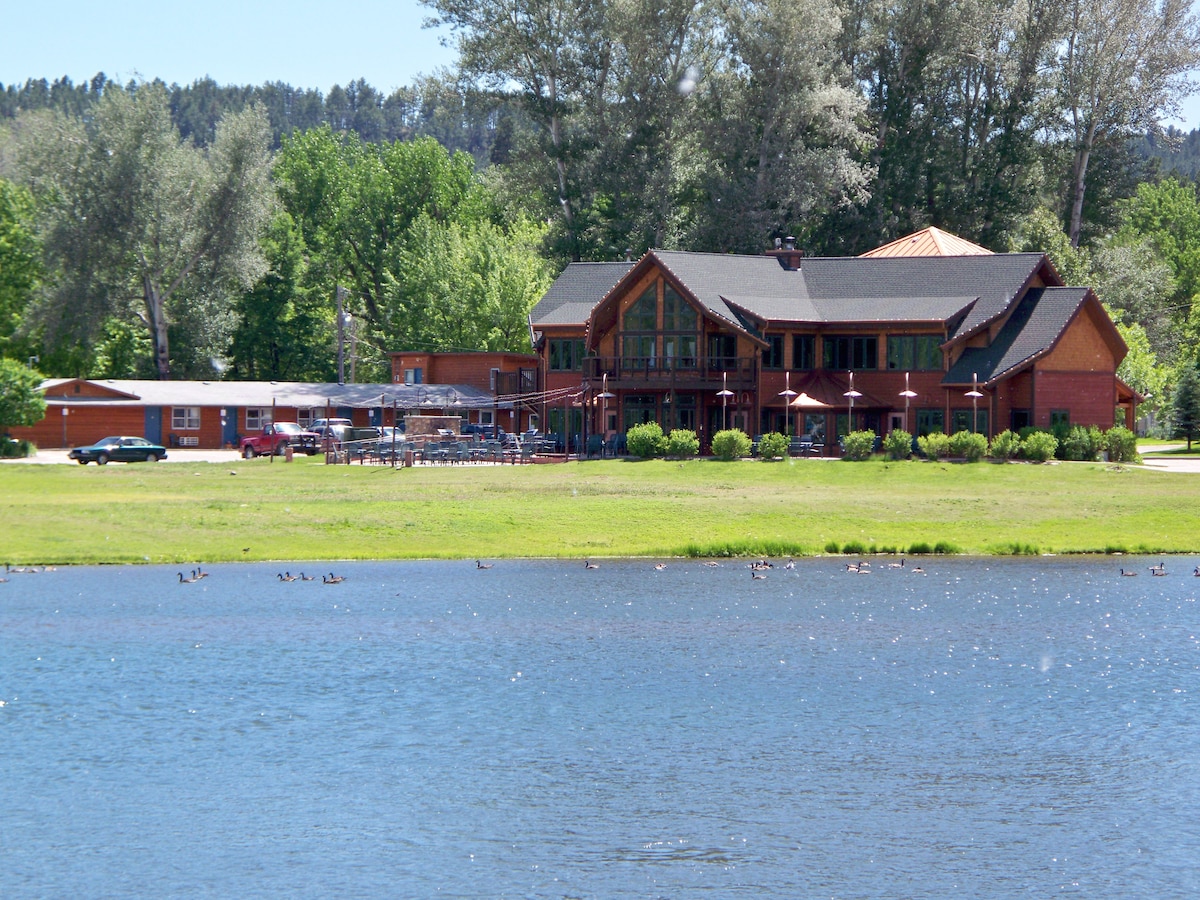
[4, 0, 1200, 434]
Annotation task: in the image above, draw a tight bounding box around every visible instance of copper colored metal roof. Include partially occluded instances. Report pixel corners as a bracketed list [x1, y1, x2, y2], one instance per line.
[860, 226, 993, 259]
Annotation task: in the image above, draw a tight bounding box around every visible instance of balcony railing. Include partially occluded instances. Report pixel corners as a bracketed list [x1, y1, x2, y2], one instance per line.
[583, 356, 756, 387]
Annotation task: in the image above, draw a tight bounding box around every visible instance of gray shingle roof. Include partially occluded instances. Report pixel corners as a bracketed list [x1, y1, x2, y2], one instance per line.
[943, 287, 1088, 385]
[529, 262, 634, 326]
[529, 251, 1047, 331]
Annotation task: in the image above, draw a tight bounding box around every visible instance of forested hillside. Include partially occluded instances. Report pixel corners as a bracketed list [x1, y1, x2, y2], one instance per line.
[3, 0, 1200, 433]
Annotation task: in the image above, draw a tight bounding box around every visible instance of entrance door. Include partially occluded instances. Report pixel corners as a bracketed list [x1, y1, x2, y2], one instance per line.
[143, 407, 162, 444]
[888, 412, 905, 434]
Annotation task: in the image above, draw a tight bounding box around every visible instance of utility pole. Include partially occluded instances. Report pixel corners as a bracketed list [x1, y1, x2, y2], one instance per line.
[336, 286, 347, 384]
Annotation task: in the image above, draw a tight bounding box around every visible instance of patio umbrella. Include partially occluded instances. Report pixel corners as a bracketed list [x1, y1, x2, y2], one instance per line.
[790, 391, 831, 441]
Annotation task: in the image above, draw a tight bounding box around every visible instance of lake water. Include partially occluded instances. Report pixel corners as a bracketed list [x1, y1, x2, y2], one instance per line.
[2, 557, 1199, 898]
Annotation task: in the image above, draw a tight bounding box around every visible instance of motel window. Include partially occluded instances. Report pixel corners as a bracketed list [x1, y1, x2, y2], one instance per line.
[915, 408, 944, 438]
[763, 334, 784, 369]
[171, 407, 200, 430]
[404, 367, 423, 385]
[887, 335, 942, 371]
[549, 339, 586, 371]
[793, 335, 815, 370]
[1050, 409, 1070, 430]
[296, 408, 314, 428]
[709, 334, 737, 370]
[824, 335, 878, 370]
[245, 407, 271, 431]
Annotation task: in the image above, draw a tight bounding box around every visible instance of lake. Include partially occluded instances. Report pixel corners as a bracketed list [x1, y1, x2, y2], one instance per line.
[2, 557, 1198, 898]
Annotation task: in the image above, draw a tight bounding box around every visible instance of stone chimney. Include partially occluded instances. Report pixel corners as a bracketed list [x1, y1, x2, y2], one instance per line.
[767, 235, 804, 270]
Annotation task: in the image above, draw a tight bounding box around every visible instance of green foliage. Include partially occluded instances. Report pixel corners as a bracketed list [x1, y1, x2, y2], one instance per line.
[1103, 426, 1140, 463]
[1171, 364, 1200, 448]
[711, 429, 751, 461]
[665, 429, 700, 459]
[917, 431, 950, 460]
[841, 430, 876, 461]
[948, 430, 987, 462]
[1020, 430, 1059, 462]
[1058, 425, 1103, 461]
[0, 178, 41, 356]
[988, 430, 1021, 460]
[0, 436, 35, 458]
[882, 429, 912, 460]
[0, 358, 46, 430]
[757, 432, 789, 460]
[626, 422, 666, 458]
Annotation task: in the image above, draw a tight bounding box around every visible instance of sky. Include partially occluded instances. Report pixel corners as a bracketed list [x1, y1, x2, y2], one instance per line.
[1, 0, 458, 95]
[4, 0, 1200, 130]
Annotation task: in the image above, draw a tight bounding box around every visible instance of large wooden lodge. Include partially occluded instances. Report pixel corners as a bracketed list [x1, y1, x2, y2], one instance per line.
[12, 228, 1137, 454]
[531, 228, 1138, 451]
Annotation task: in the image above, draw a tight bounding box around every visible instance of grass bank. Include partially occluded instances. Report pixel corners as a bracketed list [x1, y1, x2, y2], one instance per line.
[2, 455, 1198, 564]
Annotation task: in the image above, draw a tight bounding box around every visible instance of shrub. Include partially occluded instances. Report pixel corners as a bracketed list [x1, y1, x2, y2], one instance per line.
[842, 429, 876, 461]
[757, 431, 789, 460]
[711, 429, 751, 460]
[1058, 425, 1103, 461]
[1020, 430, 1058, 462]
[665, 428, 699, 458]
[917, 431, 951, 460]
[0, 437, 35, 458]
[948, 430, 987, 462]
[988, 429, 1021, 460]
[882, 429, 912, 460]
[1104, 426, 1140, 463]
[625, 422, 666, 458]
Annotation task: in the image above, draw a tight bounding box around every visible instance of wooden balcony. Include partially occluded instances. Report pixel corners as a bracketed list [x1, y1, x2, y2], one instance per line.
[583, 356, 757, 390]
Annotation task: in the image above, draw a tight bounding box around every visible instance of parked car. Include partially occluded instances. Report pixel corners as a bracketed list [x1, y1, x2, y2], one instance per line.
[240, 422, 321, 458]
[69, 436, 167, 465]
[310, 422, 355, 447]
[309, 417, 352, 431]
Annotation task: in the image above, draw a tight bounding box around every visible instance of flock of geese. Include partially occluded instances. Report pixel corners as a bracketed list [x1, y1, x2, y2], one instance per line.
[1120, 562, 1200, 577]
[175, 569, 347, 584]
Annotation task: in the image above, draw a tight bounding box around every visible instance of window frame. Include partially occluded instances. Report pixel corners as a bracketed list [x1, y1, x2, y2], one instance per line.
[171, 406, 201, 430]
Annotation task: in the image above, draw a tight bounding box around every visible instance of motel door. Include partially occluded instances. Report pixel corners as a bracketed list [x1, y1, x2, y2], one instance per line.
[143, 407, 163, 445]
[888, 412, 904, 434]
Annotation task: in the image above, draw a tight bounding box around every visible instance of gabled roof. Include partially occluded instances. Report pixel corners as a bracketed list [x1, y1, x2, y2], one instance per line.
[943, 287, 1090, 385]
[860, 226, 993, 259]
[528, 261, 634, 327]
[530, 250, 1048, 336]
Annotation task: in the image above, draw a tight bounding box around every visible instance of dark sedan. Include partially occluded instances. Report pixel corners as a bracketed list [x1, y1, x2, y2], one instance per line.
[69, 436, 168, 465]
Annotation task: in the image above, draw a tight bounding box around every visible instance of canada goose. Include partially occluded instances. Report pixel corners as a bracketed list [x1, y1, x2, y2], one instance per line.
[887, 559, 905, 569]
[1120, 568, 1138, 577]
[654, 563, 668, 571]
[299, 572, 315, 581]
[784, 558, 795, 570]
[702, 561, 721, 568]
[1150, 562, 1167, 576]
[192, 567, 208, 579]
[911, 566, 926, 575]
[278, 572, 296, 582]
[584, 560, 599, 569]
[476, 560, 493, 569]
[1194, 566, 1200, 576]
[323, 573, 345, 584]
[178, 572, 198, 583]
[751, 571, 768, 580]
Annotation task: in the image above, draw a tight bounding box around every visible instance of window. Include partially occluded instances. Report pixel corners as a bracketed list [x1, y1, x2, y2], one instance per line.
[623, 395, 658, 432]
[793, 335, 815, 370]
[763, 334, 784, 369]
[297, 407, 313, 428]
[709, 334, 737, 370]
[404, 367, 423, 385]
[664, 393, 696, 430]
[915, 408, 944, 437]
[1050, 409, 1070, 429]
[823, 335, 878, 370]
[952, 409, 988, 434]
[520, 368, 537, 391]
[1011, 409, 1031, 431]
[624, 286, 657, 331]
[662, 286, 696, 330]
[663, 334, 697, 369]
[172, 407, 200, 430]
[245, 407, 271, 431]
[887, 335, 942, 371]
[622, 334, 656, 368]
[549, 339, 586, 371]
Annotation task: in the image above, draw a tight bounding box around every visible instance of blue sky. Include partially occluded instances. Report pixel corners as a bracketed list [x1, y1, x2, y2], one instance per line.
[1, 0, 457, 94]
[4, 1, 1200, 129]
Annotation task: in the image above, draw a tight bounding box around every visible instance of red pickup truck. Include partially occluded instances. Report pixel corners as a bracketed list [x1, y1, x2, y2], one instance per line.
[240, 422, 321, 458]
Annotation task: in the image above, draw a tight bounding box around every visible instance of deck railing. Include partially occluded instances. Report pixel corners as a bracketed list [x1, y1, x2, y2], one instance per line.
[582, 356, 757, 387]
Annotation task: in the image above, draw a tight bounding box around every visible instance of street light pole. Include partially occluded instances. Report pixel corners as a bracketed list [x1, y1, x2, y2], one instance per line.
[965, 372, 984, 434]
[335, 286, 347, 385]
[717, 370, 734, 432]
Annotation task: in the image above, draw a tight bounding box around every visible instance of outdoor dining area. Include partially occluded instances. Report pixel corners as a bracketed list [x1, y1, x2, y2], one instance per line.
[324, 429, 562, 467]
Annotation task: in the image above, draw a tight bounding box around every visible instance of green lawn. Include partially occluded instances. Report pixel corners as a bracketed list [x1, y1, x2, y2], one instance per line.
[4, 455, 1199, 565]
